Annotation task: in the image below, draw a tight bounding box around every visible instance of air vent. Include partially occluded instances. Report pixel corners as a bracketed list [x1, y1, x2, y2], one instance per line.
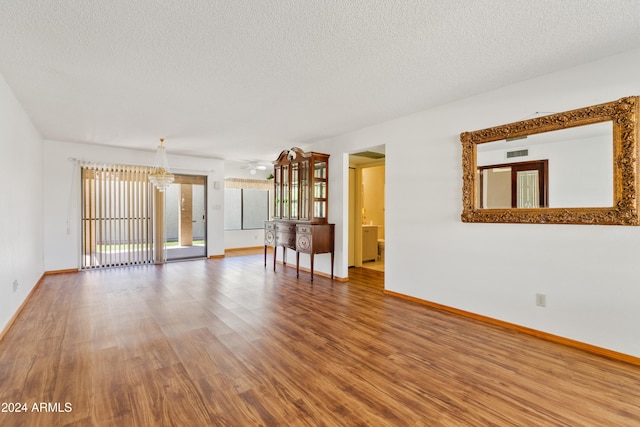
[506, 149, 529, 159]
[505, 136, 527, 142]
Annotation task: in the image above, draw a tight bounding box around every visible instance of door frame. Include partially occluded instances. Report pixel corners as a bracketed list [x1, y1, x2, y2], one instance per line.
[165, 174, 208, 261]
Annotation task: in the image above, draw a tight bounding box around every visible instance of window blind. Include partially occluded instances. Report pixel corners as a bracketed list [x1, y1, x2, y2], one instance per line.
[81, 163, 155, 269]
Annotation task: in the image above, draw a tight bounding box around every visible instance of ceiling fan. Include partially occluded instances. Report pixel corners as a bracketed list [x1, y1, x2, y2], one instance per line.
[243, 162, 270, 175]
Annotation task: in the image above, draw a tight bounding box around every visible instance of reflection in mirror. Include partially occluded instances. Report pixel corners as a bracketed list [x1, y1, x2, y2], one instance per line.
[478, 160, 548, 208]
[476, 122, 612, 208]
[460, 96, 640, 225]
[479, 167, 511, 208]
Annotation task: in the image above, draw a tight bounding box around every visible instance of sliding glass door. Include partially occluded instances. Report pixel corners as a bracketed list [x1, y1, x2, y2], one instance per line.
[165, 174, 207, 260]
[81, 167, 207, 267]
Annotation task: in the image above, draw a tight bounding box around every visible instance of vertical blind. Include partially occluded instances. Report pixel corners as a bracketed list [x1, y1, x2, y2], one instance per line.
[81, 163, 155, 269]
[517, 170, 540, 208]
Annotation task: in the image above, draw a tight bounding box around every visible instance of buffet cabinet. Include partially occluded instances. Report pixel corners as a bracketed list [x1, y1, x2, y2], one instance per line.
[264, 220, 334, 281]
[264, 147, 335, 281]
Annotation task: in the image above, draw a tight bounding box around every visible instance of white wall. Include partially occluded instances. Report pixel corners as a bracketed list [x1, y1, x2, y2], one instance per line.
[225, 229, 266, 249]
[0, 75, 44, 332]
[43, 140, 225, 271]
[310, 48, 640, 357]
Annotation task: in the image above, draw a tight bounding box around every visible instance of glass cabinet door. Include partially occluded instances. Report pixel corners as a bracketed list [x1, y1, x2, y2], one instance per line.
[270, 148, 330, 224]
[313, 161, 328, 220]
[300, 160, 310, 220]
[274, 167, 281, 218]
[290, 164, 299, 219]
[313, 182, 327, 219]
[282, 165, 289, 219]
[314, 161, 327, 180]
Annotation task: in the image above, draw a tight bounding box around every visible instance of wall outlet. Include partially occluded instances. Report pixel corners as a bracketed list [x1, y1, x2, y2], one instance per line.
[536, 293, 546, 307]
[12, 280, 19, 293]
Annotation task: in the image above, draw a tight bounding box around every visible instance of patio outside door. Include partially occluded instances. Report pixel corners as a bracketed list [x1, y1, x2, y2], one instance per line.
[165, 174, 207, 260]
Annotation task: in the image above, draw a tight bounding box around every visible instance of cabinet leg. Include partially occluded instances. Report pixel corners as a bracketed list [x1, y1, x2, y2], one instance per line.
[310, 253, 315, 282]
[296, 251, 300, 278]
[331, 250, 334, 280]
[273, 246, 277, 271]
[264, 245, 267, 267]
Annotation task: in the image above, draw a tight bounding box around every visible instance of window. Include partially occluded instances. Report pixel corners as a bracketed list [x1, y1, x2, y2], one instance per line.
[224, 180, 270, 230]
[242, 189, 269, 229]
[224, 188, 242, 230]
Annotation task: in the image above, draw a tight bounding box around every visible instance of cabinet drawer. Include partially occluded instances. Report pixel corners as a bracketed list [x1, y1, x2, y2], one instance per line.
[277, 232, 296, 249]
[296, 224, 312, 234]
[276, 223, 296, 233]
[264, 221, 276, 245]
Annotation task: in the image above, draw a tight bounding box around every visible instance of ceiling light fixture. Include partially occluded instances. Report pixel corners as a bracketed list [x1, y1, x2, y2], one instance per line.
[149, 138, 174, 192]
[245, 162, 268, 175]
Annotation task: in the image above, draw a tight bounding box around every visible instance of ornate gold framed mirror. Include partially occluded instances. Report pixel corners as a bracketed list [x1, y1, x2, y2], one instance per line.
[461, 96, 639, 225]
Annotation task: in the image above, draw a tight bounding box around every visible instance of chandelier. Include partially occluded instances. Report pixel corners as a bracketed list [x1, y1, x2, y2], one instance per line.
[149, 138, 174, 192]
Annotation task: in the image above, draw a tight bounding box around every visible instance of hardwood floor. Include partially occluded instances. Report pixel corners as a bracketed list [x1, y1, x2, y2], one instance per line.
[1, 253, 640, 426]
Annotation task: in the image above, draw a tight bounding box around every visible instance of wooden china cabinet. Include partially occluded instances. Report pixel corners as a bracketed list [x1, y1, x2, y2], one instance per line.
[264, 147, 335, 281]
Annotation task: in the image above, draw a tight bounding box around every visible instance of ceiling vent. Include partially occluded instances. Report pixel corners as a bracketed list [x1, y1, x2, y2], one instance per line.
[352, 151, 385, 159]
[506, 149, 529, 159]
[506, 135, 527, 142]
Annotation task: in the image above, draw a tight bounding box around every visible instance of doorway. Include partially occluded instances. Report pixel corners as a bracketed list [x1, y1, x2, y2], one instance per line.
[349, 148, 385, 273]
[165, 174, 207, 260]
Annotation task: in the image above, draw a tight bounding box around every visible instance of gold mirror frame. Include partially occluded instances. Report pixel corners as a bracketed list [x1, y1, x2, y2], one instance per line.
[461, 96, 639, 225]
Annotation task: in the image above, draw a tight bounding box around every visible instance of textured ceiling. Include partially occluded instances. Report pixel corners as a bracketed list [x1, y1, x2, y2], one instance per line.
[1, 1, 639, 163]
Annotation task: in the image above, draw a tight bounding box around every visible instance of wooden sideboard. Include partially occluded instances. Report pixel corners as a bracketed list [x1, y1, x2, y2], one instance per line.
[264, 147, 335, 281]
[264, 220, 334, 281]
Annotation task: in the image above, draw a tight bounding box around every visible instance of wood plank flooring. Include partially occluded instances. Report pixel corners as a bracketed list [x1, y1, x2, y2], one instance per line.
[1, 252, 640, 426]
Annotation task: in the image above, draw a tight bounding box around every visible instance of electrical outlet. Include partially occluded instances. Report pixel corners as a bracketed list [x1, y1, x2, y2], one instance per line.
[536, 293, 546, 307]
[12, 280, 19, 293]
